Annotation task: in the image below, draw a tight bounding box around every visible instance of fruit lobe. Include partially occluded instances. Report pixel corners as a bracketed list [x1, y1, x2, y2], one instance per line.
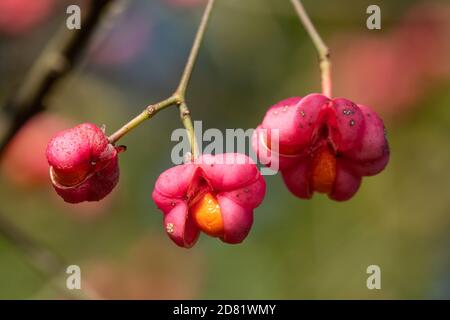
[253, 93, 389, 201]
[152, 153, 266, 248]
[46, 123, 120, 203]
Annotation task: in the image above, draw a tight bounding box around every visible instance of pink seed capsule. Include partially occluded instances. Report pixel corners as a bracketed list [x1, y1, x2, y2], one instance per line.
[253, 94, 389, 201]
[152, 153, 266, 248]
[46, 123, 121, 203]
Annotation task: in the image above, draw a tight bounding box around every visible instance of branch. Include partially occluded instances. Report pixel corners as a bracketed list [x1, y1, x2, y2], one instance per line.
[0, 0, 216, 295]
[0, 0, 116, 156]
[109, 0, 216, 160]
[0, 1, 115, 299]
[108, 95, 178, 144]
[175, 0, 216, 99]
[0, 212, 100, 299]
[290, 0, 332, 97]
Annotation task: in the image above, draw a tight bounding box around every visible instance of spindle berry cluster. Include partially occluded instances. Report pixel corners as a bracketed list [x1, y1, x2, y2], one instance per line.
[45, 95, 389, 247]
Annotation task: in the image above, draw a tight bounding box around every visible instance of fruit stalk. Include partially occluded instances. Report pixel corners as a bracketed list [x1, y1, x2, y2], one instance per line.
[290, 0, 332, 97]
[108, 0, 216, 160]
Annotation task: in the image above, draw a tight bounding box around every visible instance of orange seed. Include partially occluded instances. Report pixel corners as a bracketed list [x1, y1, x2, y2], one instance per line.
[191, 192, 224, 237]
[311, 146, 337, 194]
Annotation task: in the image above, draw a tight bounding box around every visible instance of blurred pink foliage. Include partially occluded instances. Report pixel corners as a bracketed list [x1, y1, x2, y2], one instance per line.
[1, 112, 72, 187]
[89, 13, 152, 67]
[332, 2, 450, 119]
[0, 0, 54, 36]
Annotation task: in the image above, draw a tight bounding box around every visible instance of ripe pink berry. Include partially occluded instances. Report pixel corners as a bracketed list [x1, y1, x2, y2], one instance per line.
[46, 123, 121, 203]
[152, 153, 266, 248]
[252, 93, 389, 201]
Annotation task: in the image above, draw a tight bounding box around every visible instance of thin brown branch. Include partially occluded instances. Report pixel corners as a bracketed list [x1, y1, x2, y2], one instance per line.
[0, 0, 116, 156]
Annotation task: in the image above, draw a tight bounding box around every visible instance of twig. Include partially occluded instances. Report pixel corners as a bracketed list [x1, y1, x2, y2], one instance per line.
[0, 0, 116, 299]
[108, 0, 216, 160]
[290, 0, 332, 97]
[174, 0, 215, 98]
[0, 212, 100, 299]
[0, 213, 63, 275]
[178, 102, 199, 159]
[108, 95, 179, 144]
[0, 0, 116, 156]
[0, 0, 216, 299]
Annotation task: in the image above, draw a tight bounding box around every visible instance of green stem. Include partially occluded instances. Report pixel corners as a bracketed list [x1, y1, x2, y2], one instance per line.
[175, 0, 216, 98]
[178, 102, 199, 159]
[108, 96, 178, 144]
[290, 0, 332, 97]
[108, 0, 216, 159]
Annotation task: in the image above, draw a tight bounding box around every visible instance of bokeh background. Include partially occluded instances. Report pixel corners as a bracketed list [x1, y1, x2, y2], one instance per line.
[0, 0, 449, 299]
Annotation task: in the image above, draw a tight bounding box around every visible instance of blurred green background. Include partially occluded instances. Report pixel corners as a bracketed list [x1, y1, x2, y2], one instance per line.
[0, 0, 449, 299]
